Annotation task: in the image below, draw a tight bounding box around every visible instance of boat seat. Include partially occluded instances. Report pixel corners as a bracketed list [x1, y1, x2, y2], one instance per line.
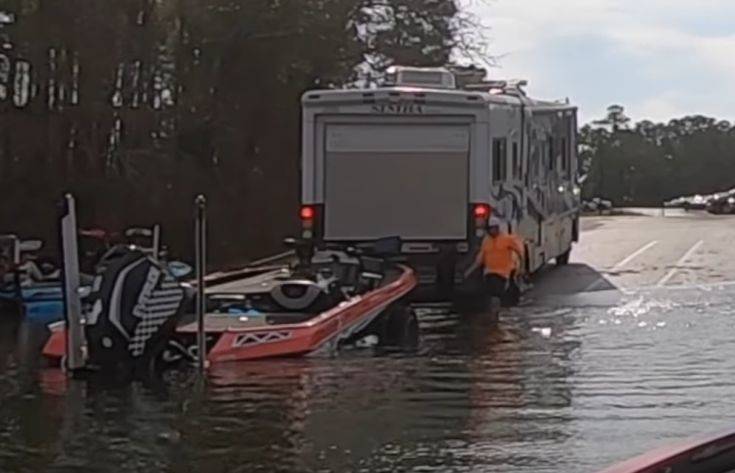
[310, 251, 361, 287]
[269, 279, 333, 313]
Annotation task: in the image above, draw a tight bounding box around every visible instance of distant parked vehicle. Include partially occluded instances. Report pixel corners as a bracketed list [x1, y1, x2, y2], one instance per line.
[583, 197, 613, 213]
[706, 190, 735, 214]
[665, 189, 735, 213]
[664, 194, 710, 210]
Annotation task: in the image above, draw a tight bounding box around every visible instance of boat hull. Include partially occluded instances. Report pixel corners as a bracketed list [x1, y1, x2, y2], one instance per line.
[42, 265, 417, 364]
[598, 427, 735, 473]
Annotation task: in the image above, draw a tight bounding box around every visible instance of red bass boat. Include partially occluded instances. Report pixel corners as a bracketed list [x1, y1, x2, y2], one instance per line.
[598, 427, 735, 473]
[43, 238, 418, 368]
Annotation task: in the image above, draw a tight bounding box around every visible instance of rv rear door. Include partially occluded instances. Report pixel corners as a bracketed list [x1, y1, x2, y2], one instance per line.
[323, 123, 470, 241]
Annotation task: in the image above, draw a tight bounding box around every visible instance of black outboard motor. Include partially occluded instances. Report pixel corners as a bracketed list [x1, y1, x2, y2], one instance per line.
[83, 248, 186, 376]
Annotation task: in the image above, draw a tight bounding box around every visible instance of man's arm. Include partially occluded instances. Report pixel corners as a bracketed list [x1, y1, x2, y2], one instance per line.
[464, 237, 487, 278]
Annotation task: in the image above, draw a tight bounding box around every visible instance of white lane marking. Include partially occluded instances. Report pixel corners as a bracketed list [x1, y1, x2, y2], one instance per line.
[584, 240, 659, 292]
[611, 240, 659, 271]
[663, 279, 735, 291]
[657, 240, 705, 287]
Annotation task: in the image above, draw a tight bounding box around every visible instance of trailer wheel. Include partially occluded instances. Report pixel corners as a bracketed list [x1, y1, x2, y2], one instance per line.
[556, 249, 571, 266]
[383, 305, 419, 349]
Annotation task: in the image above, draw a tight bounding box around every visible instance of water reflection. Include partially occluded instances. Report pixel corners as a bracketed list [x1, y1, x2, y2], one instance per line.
[1, 284, 734, 472]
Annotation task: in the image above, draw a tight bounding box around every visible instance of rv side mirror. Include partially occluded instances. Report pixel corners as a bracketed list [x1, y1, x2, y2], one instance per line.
[19, 239, 43, 253]
[372, 236, 402, 256]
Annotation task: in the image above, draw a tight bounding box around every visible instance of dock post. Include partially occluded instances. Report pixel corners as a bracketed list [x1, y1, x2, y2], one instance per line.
[152, 224, 161, 261]
[195, 195, 207, 372]
[60, 194, 85, 372]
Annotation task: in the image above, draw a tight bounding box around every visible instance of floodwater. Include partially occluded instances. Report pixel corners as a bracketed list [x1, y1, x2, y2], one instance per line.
[2, 284, 735, 473]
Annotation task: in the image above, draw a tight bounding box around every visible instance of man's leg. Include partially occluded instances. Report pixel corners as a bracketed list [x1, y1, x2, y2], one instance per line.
[484, 274, 508, 320]
[503, 271, 521, 307]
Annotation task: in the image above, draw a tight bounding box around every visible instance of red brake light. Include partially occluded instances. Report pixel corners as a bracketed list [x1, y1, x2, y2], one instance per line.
[300, 206, 315, 220]
[473, 204, 491, 219]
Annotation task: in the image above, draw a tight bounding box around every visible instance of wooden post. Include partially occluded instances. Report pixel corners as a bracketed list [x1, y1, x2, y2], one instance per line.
[60, 194, 85, 372]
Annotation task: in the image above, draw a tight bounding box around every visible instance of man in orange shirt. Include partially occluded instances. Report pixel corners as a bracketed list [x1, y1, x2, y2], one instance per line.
[465, 217, 526, 312]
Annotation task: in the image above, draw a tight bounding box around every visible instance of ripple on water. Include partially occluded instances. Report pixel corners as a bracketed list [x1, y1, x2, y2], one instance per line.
[0, 287, 734, 472]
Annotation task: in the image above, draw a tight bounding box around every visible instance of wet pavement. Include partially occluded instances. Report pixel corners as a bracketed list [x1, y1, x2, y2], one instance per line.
[1, 212, 735, 472]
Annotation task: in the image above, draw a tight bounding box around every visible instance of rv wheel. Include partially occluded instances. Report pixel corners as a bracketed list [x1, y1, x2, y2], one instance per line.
[556, 249, 571, 266]
[383, 305, 419, 349]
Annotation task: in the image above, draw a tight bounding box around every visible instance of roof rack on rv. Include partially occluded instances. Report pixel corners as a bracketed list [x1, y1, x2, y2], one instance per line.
[383, 65, 528, 96]
[463, 79, 528, 97]
[450, 65, 487, 87]
[444, 65, 529, 97]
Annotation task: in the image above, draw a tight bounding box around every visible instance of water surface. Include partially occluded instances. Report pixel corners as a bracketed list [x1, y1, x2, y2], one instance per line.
[1, 284, 734, 472]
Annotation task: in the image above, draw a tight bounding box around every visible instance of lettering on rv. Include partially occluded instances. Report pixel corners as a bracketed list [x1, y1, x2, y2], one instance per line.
[371, 103, 424, 114]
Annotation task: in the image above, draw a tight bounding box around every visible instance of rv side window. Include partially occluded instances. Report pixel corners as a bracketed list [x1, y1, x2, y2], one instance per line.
[530, 141, 541, 180]
[548, 136, 556, 171]
[561, 137, 569, 175]
[512, 142, 520, 179]
[492, 138, 507, 182]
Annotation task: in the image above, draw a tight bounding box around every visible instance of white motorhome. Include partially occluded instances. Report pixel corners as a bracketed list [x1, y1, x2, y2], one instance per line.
[299, 66, 580, 289]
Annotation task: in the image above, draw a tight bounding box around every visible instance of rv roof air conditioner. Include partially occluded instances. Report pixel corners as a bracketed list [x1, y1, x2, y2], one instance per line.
[386, 66, 457, 90]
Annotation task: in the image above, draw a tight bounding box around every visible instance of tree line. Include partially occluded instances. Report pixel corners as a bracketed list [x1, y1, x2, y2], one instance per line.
[580, 105, 735, 206]
[0, 0, 482, 265]
[4, 0, 727, 266]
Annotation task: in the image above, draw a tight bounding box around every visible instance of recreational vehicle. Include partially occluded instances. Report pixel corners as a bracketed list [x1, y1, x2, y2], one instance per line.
[299, 66, 580, 289]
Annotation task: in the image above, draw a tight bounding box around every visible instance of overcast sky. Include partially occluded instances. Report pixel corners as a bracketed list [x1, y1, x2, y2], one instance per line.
[468, 0, 735, 124]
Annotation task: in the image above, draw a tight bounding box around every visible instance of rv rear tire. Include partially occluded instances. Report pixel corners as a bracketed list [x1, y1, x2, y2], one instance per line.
[556, 249, 571, 266]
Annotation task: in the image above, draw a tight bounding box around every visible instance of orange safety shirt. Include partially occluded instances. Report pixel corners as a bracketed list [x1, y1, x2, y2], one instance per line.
[481, 233, 525, 279]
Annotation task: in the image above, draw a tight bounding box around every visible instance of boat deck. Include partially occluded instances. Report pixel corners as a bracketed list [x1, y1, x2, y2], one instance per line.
[206, 268, 291, 295]
[182, 263, 407, 335]
[177, 312, 313, 333]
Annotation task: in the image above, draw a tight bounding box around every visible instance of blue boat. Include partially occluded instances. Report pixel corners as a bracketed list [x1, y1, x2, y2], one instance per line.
[20, 283, 65, 321]
[0, 279, 65, 321]
[1, 225, 169, 323]
[23, 298, 64, 322]
[0, 235, 65, 321]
